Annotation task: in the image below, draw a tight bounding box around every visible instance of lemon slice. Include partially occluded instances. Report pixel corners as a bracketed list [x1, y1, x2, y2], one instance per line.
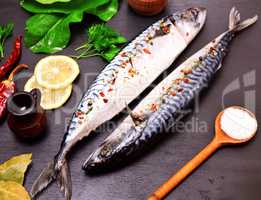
[35, 55, 79, 89]
[24, 76, 72, 110]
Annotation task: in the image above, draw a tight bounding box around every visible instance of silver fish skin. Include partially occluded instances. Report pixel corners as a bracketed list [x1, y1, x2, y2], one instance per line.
[83, 7, 258, 173]
[30, 7, 207, 200]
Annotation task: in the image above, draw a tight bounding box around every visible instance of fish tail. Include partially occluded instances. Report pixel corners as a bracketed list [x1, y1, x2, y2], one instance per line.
[57, 159, 72, 200]
[30, 158, 72, 200]
[30, 160, 57, 199]
[229, 7, 258, 32]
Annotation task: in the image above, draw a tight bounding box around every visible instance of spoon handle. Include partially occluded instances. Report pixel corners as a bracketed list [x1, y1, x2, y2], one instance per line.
[148, 138, 221, 200]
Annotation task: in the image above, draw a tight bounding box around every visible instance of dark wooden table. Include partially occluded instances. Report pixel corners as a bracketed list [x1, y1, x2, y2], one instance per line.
[0, 0, 260, 199]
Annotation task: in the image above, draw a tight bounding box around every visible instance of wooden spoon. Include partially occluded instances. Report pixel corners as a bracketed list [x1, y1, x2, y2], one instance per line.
[148, 106, 258, 200]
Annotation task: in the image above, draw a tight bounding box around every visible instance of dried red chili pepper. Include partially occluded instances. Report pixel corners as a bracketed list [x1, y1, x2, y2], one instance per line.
[0, 36, 22, 81]
[0, 64, 28, 121]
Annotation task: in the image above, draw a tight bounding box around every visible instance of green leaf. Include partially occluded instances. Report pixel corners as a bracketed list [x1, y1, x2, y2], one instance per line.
[24, 14, 61, 48]
[0, 23, 14, 58]
[35, 0, 71, 4]
[109, 36, 127, 44]
[74, 24, 126, 61]
[0, 154, 32, 185]
[85, 0, 119, 21]
[101, 45, 121, 61]
[21, 0, 108, 16]
[25, 12, 83, 53]
[20, 0, 119, 21]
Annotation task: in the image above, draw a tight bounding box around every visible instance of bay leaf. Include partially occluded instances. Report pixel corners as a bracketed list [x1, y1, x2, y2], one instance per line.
[0, 181, 31, 200]
[0, 153, 32, 184]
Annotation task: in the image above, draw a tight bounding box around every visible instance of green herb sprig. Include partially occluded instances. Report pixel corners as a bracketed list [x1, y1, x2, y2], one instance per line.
[73, 24, 127, 62]
[0, 23, 14, 59]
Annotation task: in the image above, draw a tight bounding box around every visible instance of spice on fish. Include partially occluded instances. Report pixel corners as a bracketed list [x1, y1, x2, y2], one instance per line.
[128, 67, 137, 77]
[99, 91, 105, 97]
[143, 48, 151, 54]
[150, 103, 158, 112]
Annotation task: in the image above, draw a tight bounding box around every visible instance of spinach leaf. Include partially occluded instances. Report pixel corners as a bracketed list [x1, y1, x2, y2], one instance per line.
[35, 0, 71, 4]
[85, 0, 118, 21]
[24, 14, 61, 48]
[25, 12, 83, 53]
[20, 0, 111, 20]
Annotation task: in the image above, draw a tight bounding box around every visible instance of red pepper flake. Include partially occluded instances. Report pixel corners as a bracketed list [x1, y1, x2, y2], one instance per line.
[121, 52, 127, 57]
[177, 88, 183, 92]
[150, 103, 158, 112]
[143, 48, 151, 54]
[170, 91, 176, 96]
[103, 98, 108, 103]
[128, 68, 137, 77]
[75, 111, 80, 117]
[209, 47, 217, 55]
[162, 26, 170, 33]
[111, 78, 116, 85]
[184, 78, 190, 83]
[108, 88, 113, 92]
[173, 78, 182, 84]
[181, 69, 192, 75]
[99, 91, 105, 97]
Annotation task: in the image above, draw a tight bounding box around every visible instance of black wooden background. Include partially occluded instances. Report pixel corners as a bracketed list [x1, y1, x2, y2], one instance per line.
[0, 0, 260, 200]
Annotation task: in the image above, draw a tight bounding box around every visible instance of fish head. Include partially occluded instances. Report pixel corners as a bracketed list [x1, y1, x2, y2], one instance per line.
[83, 127, 139, 173]
[170, 7, 207, 43]
[82, 139, 120, 173]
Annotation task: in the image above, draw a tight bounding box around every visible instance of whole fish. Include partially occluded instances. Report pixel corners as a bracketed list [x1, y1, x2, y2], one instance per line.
[31, 7, 207, 199]
[83, 7, 258, 173]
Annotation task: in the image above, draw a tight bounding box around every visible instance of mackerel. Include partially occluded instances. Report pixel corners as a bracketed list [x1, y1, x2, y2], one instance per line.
[83, 7, 258, 173]
[31, 7, 207, 199]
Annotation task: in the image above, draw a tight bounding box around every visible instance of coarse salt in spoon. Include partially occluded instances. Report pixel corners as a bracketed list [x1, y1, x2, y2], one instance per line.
[148, 106, 258, 200]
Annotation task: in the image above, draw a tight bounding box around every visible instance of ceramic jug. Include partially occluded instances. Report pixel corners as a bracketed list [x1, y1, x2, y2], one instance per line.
[7, 89, 46, 139]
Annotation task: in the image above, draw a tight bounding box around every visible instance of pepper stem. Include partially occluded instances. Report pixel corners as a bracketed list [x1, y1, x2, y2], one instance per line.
[8, 64, 28, 81]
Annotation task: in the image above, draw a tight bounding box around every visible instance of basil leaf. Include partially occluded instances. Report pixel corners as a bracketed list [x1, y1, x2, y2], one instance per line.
[25, 12, 83, 53]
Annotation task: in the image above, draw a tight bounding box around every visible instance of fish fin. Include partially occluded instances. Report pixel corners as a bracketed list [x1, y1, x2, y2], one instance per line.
[229, 7, 258, 32]
[30, 160, 57, 199]
[57, 159, 72, 200]
[125, 103, 140, 126]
